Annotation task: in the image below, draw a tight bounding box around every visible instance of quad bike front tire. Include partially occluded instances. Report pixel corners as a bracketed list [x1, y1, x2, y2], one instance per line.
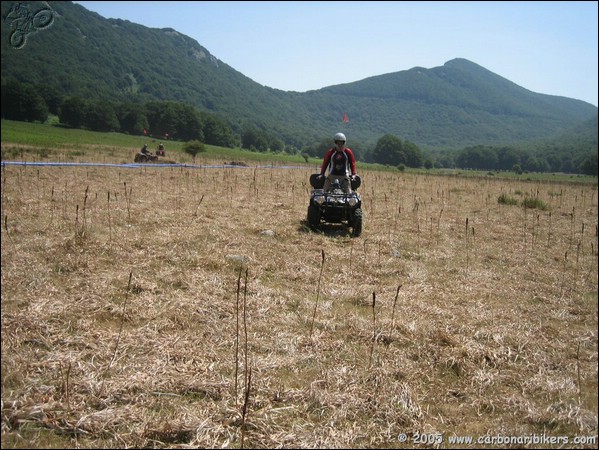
[307, 204, 321, 230]
[351, 208, 363, 237]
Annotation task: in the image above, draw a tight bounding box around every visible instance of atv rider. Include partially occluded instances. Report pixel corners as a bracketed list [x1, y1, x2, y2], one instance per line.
[318, 132, 357, 193]
[140, 144, 151, 156]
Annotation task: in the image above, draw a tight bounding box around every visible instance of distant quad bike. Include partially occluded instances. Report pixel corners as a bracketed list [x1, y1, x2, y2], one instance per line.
[134, 152, 159, 163]
[307, 173, 363, 237]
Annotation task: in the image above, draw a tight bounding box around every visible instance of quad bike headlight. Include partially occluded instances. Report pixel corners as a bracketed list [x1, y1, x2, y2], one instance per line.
[348, 197, 358, 207]
[314, 195, 325, 205]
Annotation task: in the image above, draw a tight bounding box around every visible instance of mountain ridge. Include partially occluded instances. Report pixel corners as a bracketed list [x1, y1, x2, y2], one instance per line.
[1, 1, 596, 152]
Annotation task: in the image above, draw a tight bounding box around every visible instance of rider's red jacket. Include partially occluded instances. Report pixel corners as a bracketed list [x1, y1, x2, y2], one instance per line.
[320, 148, 357, 177]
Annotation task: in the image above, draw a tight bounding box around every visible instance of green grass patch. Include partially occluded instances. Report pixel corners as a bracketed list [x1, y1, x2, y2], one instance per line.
[497, 193, 518, 205]
[1, 119, 321, 166]
[521, 197, 549, 210]
[2, 119, 598, 185]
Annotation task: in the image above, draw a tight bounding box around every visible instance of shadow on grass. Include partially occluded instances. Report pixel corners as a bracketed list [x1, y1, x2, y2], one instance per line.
[298, 220, 353, 238]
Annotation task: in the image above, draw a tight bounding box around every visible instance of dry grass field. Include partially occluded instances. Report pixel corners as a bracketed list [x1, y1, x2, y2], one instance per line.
[1, 150, 598, 448]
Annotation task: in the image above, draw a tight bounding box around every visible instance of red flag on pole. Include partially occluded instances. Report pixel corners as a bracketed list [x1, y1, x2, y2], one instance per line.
[342, 112, 349, 123]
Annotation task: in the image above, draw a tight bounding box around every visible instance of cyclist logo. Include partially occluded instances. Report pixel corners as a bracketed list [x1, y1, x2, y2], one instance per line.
[4, 2, 54, 49]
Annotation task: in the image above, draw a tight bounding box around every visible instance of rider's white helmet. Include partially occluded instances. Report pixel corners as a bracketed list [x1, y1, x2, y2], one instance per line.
[334, 132, 346, 143]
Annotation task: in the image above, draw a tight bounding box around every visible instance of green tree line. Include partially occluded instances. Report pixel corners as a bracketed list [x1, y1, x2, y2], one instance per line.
[2, 78, 597, 175]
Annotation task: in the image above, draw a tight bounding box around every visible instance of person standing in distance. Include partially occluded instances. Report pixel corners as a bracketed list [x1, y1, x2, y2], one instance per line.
[318, 132, 357, 192]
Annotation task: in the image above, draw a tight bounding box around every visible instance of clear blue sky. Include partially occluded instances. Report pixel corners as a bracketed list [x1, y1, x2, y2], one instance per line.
[77, 1, 598, 107]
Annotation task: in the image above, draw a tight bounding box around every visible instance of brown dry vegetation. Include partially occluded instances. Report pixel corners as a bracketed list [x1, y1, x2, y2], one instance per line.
[1, 150, 598, 448]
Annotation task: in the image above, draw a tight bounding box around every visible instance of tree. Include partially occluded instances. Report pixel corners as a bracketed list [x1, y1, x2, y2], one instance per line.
[183, 140, 205, 160]
[175, 103, 204, 141]
[36, 83, 63, 116]
[403, 140, 424, 168]
[303, 136, 332, 158]
[1, 79, 48, 122]
[59, 96, 87, 128]
[199, 113, 237, 147]
[496, 147, 523, 171]
[241, 127, 269, 152]
[145, 101, 204, 141]
[456, 146, 497, 170]
[578, 152, 598, 176]
[522, 155, 549, 173]
[371, 134, 404, 166]
[117, 103, 149, 135]
[84, 101, 120, 132]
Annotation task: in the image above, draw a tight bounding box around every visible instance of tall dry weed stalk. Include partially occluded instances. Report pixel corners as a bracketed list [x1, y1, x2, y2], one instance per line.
[560, 251, 568, 298]
[49, 186, 55, 228]
[237, 267, 253, 448]
[240, 367, 252, 449]
[309, 249, 325, 339]
[233, 266, 251, 404]
[182, 194, 204, 233]
[390, 283, 402, 333]
[75, 204, 80, 236]
[547, 211, 553, 246]
[234, 266, 242, 406]
[416, 222, 421, 268]
[575, 239, 581, 282]
[522, 205, 528, 250]
[393, 203, 401, 237]
[569, 206, 576, 247]
[107, 191, 112, 242]
[4, 214, 14, 249]
[437, 207, 444, 245]
[243, 268, 249, 395]
[100, 271, 132, 396]
[123, 182, 132, 221]
[82, 185, 89, 235]
[576, 341, 582, 405]
[1, 172, 6, 204]
[465, 217, 470, 272]
[369, 291, 377, 369]
[60, 360, 72, 412]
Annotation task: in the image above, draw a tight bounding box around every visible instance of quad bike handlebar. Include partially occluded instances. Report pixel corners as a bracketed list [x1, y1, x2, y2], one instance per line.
[309, 173, 361, 191]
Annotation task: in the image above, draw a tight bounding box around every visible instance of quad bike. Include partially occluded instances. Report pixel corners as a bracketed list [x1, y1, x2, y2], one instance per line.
[134, 152, 159, 163]
[307, 174, 363, 237]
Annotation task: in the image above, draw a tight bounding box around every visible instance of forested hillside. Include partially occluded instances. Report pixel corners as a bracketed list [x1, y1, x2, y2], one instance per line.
[1, 1, 597, 174]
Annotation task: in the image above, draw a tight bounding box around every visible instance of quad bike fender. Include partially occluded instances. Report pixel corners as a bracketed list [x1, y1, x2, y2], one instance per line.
[309, 173, 325, 189]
